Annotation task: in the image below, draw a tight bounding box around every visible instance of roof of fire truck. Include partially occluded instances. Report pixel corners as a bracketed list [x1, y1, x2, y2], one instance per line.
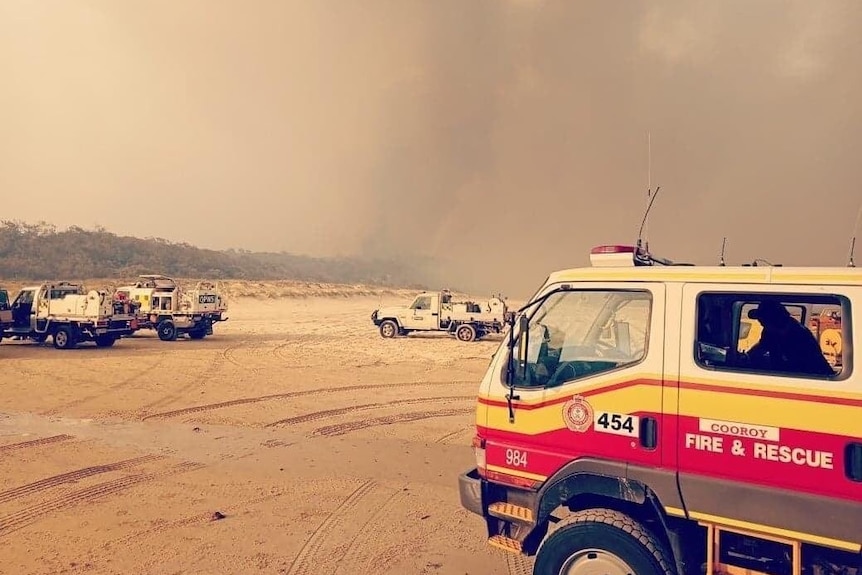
[544, 244, 862, 286]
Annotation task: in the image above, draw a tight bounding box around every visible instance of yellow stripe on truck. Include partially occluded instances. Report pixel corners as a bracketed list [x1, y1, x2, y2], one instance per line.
[479, 381, 862, 437]
[486, 464, 548, 482]
[483, 384, 662, 436]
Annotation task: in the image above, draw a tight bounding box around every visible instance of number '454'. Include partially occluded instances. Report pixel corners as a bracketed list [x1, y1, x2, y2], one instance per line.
[595, 411, 639, 437]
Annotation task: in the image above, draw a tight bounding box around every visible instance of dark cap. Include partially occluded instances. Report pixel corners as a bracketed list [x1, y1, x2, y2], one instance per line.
[748, 300, 791, 323]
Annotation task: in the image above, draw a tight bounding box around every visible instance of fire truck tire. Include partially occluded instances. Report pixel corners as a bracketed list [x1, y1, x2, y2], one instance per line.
[533, 508, 675, 575]
[53, 326, 77, 350]
[379, 320, 398, 338]
[455, 324, 477, 342]
[157, 319, 178, 341]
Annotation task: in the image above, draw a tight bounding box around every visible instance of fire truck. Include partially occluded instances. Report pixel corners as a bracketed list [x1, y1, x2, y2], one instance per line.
[458, 243, 861, 575]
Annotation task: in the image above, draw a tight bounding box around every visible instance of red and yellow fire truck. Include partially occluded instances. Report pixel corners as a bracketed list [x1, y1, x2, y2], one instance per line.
[459, 243, 861, 575]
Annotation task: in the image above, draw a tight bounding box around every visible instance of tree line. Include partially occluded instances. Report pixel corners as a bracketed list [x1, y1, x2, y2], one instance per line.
[0, 220, 435, 288]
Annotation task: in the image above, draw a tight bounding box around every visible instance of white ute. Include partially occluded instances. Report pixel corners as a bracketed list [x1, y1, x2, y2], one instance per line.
[0, 282, 137, 349]
[115, 274, 228, 341]
[371, 289, 511, 342]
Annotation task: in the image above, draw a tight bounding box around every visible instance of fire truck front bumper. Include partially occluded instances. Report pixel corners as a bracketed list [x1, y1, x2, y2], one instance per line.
[458, 468, 485, 517]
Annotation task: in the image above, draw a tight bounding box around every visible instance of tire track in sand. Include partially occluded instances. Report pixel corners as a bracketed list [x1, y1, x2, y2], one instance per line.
[137, 340, 242, 415]
[0, 454, 165, 504]
[434, 425, 474, 445]
[283, 479, 380, 575]
[265, 395, 474, 428]
[331, 486, 410, 575]
[42, 353, 169, 416]
[107, 477, 358, 547]
[142, 380, 475, 421]
[0, 434, 74, 454]
[0, 461, 204, 538]
[310, 407, 474, 437]
[222, 339, 262, 373]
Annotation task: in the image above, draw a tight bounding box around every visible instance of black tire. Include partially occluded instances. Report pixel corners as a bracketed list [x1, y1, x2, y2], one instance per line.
[533, 508, 676, 575]
[188, 329, 206, 340]
[53, 326, 77, 350]
[379, 320, 398, 338]
[455, 324, 477, 342]
[95, 335, 117, 347]
[157, 319, 177, 341]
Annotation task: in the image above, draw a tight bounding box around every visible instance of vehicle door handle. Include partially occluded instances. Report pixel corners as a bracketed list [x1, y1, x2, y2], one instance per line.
[640, 416, 657, 450]
[845, 442, 862, 482]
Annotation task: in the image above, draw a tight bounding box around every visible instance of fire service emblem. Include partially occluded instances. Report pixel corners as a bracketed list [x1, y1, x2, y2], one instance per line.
[562, 395, 593, 433]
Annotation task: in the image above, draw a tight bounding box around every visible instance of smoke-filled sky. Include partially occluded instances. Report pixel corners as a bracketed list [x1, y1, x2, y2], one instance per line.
[2, 0, 861, 297]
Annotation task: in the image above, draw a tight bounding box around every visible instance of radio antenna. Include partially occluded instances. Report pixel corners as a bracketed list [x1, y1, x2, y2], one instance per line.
[637, 132, 660, 252]
[636, 185, 661, 251]
[849, 204, 861, 267]
[719, 237, 727, 266]
[849, 237, 856, 268]
[645, 132, 651, 246]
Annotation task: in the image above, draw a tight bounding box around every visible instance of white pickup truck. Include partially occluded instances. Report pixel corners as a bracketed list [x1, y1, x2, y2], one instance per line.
[1, 282, 138, 349]
[371, 289, 511, 342]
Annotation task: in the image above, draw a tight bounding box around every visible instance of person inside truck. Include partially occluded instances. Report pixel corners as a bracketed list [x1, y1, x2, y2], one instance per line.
[745, 300, 835, 376]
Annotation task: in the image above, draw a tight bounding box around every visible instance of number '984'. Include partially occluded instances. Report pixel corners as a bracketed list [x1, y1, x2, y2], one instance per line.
[505, 448, 528, 467]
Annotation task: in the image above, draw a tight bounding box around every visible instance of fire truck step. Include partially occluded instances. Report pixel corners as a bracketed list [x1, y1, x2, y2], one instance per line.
[487, 502, 534, 523]
[488, 534, 522, 554]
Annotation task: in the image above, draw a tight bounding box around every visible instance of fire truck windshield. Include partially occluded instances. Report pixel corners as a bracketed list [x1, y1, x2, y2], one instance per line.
[511, 288, 652, 388]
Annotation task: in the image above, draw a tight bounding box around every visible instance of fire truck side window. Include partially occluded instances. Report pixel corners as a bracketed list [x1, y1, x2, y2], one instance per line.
[694, 292, 849, 380]
[512, 289, 652, 388]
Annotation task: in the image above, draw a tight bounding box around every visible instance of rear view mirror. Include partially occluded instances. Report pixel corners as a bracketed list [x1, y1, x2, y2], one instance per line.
[517, 314, 530, 380]
[505, 313, 530, 385]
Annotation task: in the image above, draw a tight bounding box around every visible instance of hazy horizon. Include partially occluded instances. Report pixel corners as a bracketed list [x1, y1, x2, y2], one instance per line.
[3, 1, 862, 297]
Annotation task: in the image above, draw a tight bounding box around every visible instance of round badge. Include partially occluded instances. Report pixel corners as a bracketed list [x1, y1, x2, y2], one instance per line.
[562, 396, 593, 432]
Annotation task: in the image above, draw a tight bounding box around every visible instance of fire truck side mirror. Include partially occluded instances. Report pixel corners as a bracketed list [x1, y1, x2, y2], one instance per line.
[516, 314, 530, 379]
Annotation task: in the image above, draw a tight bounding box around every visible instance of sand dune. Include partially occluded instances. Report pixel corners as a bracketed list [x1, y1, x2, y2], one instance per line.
[0, 278, 500, 303]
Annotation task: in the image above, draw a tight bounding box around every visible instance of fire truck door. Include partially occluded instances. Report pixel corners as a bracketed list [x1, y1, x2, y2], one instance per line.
[674, 283, 862, 544]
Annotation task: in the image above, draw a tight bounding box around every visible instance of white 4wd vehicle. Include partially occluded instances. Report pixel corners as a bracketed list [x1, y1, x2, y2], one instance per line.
[115, 274, 228, 341]
[1, 282, 137, 349]
[371, 289, 511, 342]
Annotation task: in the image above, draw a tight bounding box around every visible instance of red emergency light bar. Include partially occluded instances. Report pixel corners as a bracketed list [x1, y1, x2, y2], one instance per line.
[589, 244, 686, 267]
[590, 245, 638, 255]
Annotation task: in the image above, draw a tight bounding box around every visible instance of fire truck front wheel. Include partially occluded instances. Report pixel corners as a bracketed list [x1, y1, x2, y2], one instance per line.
[533, 508, 675, 575]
